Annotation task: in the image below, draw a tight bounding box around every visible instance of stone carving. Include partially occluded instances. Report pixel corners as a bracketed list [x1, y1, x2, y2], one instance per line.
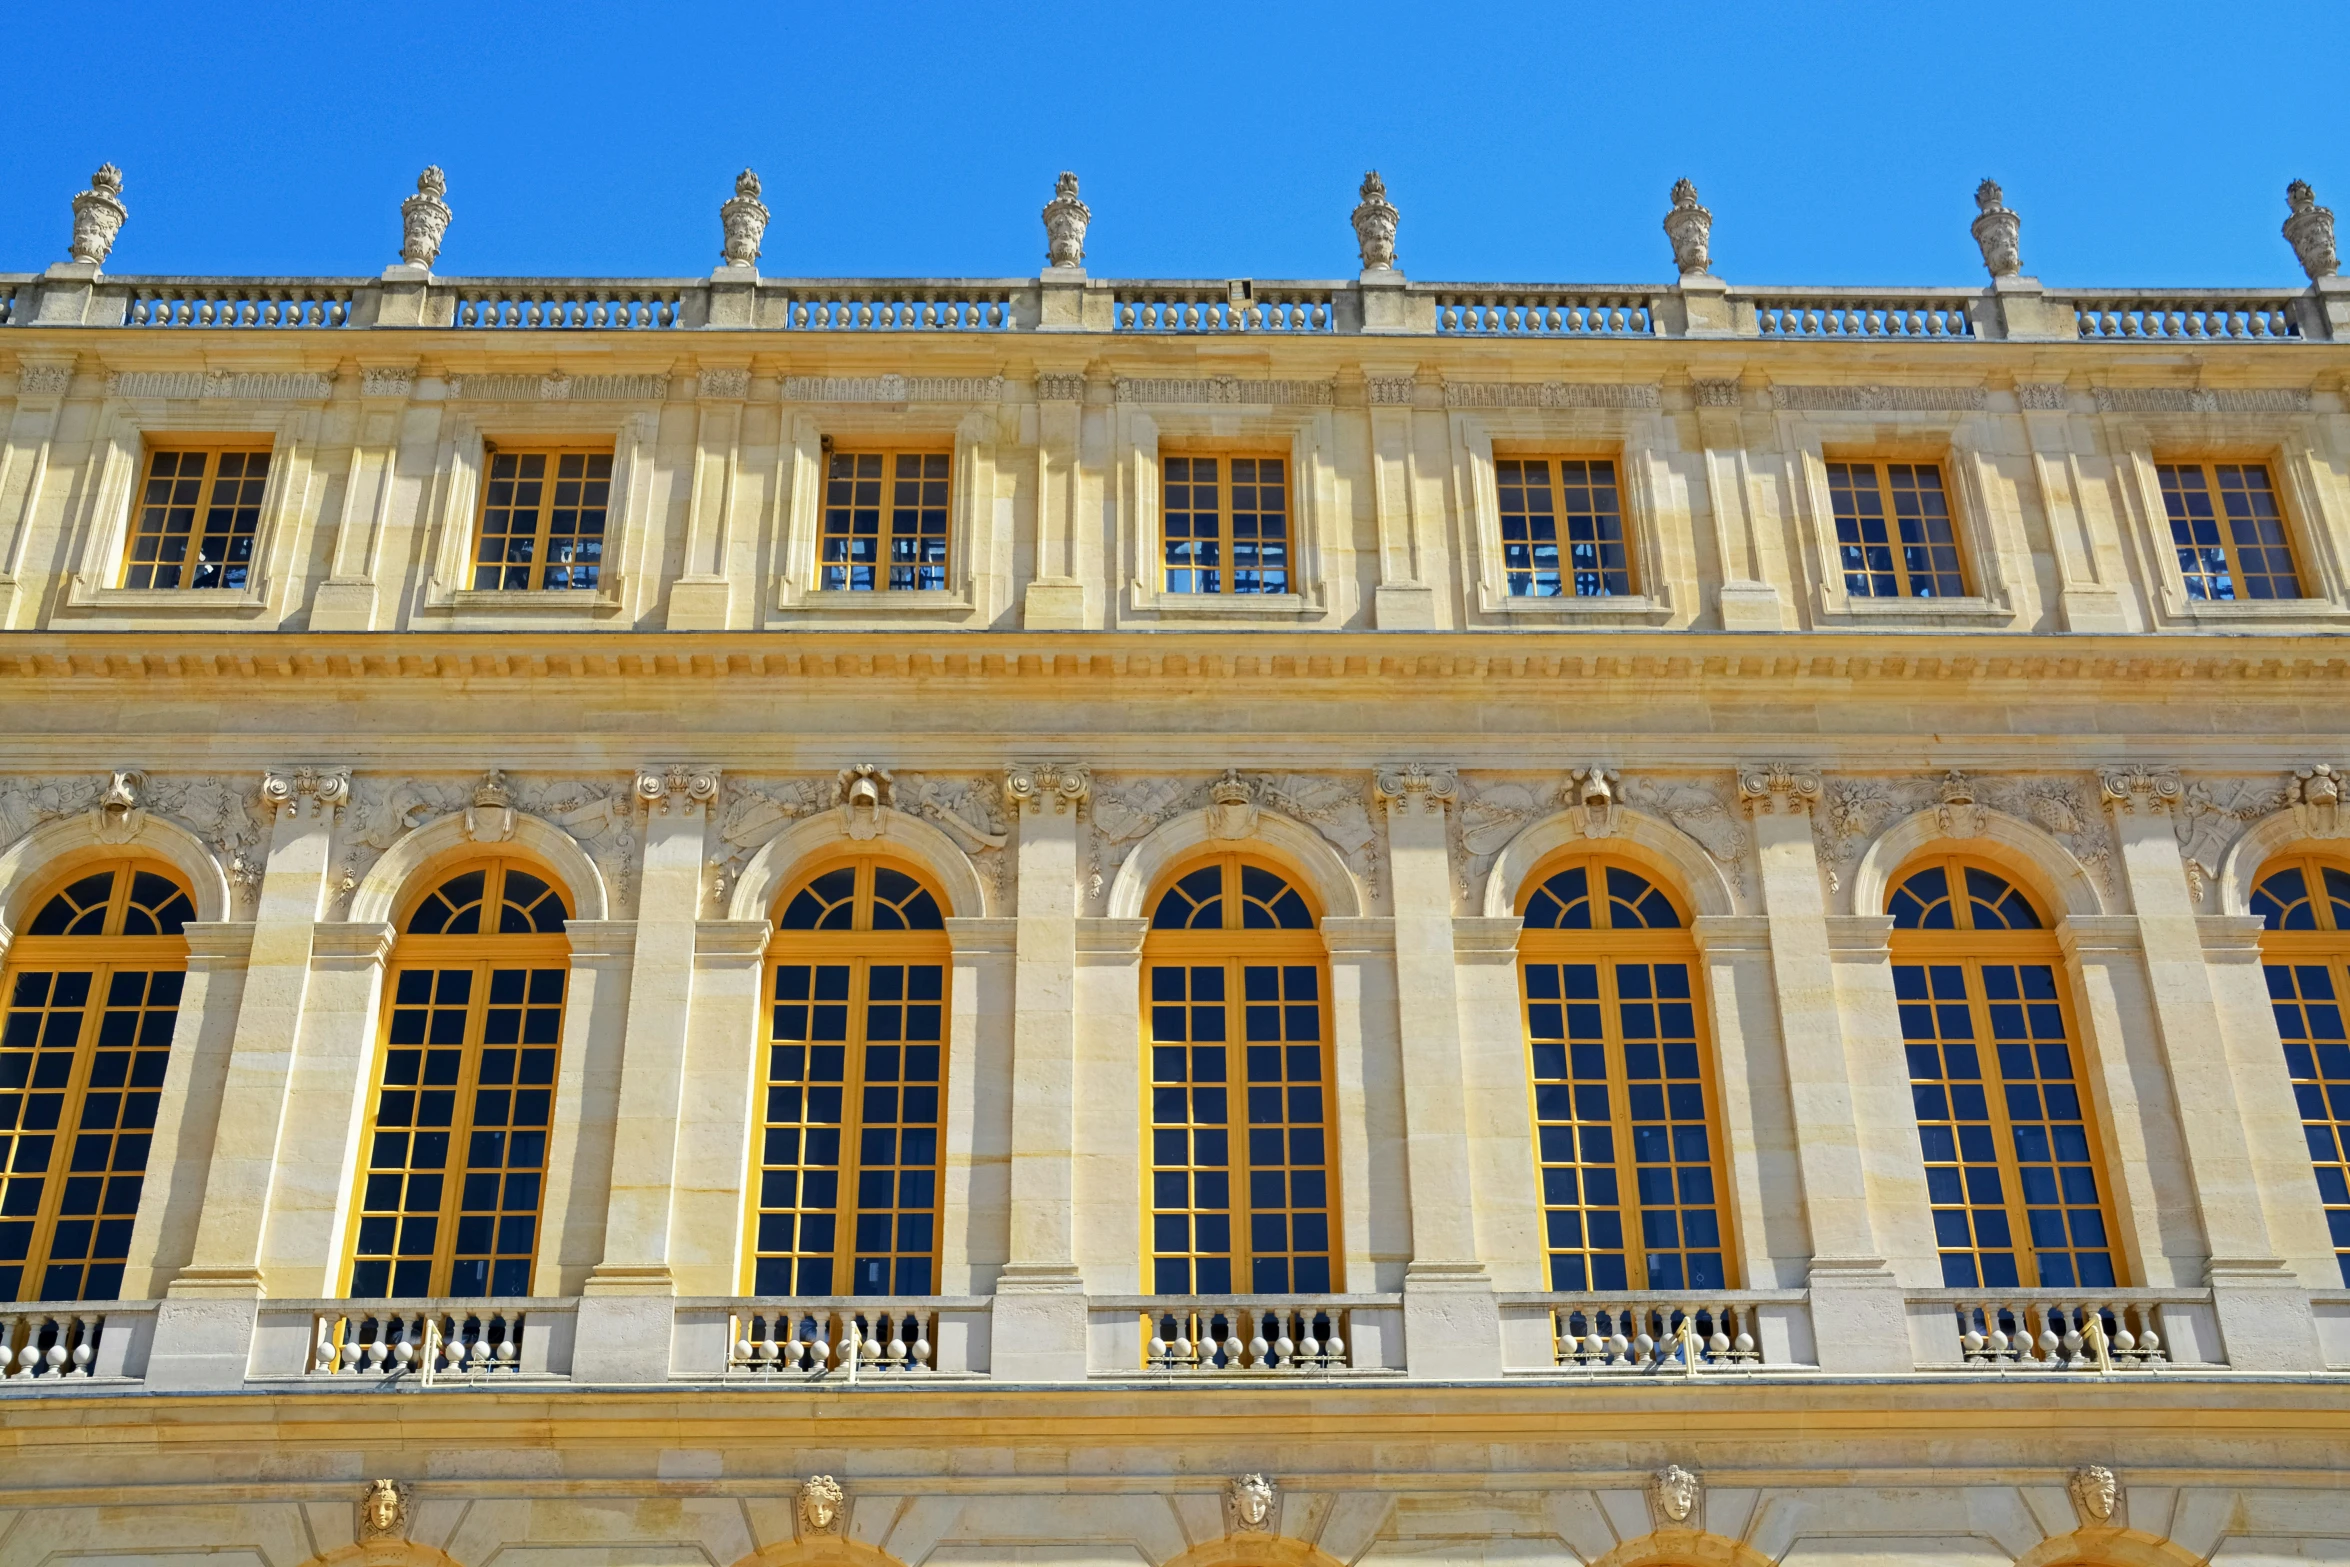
[2283, 764, 2349, 839]
[2016, 382, 2069, 411]
[1206, 770, 1259, 841]
[1444, 381, 1660, 410]
[781, 374, 1005, 405]
[88, 768, 147, 845]
[1738, 764, 1822, 815]
[636, 766, 721, 819]
[2099, 765, 2183, 815]
[699, 367, 751, 401]
[1082, 772, 1382, 908]
[1115, 378, 1331, 407]
[333, 772, 638, 918]
[1569, 765, 1622, 838]
[1224, 1472, 1279, 1535]
[400, 167, 452, 270]
[2172, 774, 2286, 905]
[144, 776, 274, 909]
[1005, 763, 1091, 816]
[797, 1474, 845, 1538]
[1663, 179, 1712, 276]
[1374, 763, 1458, 817]
[1352, 172, 1399, 272]
[1042, 172, 1090, 269]
[357, 1478, 409, 1541]
[1646, 1462, 1703, 1529]
[110, 370, 337, 402]
[837, 765, 893, 841]
[719, 169, 769, 268]
[708, 777, 826, 904]
[16, 363, 73, 398]
[2090, 387, 2309, 415]
[1035, 373, 1086, 402]
[1971, 178, 2021, 278]
[447, 373, 668, 403]
[1812, 772, 2114, 896]
[1085, 775, 1195, 902]
[2067, 1464, 2119, 1525]
[1770, 384, 1985, 413]
[2284, 180, 2338, 281]
[68, 165, 127, 267]
[360, 367, 416, 400]
[261, 767, 351, 821]
[1366, 376, 1416, 405]
[1620, 775, 1751, 888]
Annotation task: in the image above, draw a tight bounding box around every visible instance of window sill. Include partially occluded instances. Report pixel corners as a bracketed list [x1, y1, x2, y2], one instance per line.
[2165, 596, 2350, 624]
[1820, 594, 2013, 624]
[424, 587, 627, 623]
[777, 586, 976, 614]
[1475, 589, 1673, 624]
[58, 577, 271, 617]
[1127, 581, 1317, 619]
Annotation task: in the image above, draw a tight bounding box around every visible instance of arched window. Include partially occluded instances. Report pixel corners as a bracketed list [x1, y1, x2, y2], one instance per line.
[753, 859, 949, 1296]
[1517, 858, 1728, 1291]
[346, 860, 571, 1299]
[1144, 855, 1333, 1295]
[1890, 856, 2118, 1289]
[2251, 854, 2350, 1285]
[0, 862, 192, 1301]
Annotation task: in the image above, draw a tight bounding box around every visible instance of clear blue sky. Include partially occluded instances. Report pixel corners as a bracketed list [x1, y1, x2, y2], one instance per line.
[1, 0, 2339, 289]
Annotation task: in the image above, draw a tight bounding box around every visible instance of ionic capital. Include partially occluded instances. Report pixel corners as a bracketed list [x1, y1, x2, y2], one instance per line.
[1736, 763, 1821, 816]
[1004, 762, 1091, 815]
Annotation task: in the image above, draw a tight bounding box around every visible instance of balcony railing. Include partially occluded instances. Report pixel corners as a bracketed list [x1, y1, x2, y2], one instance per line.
[7, 272, 2336, 341]
[1499, 1290, 1813, 1372]
[1905, 1288, 2217, 1371]
[0, 1303, 148, 1382]
[299, 1298, 567, 1380]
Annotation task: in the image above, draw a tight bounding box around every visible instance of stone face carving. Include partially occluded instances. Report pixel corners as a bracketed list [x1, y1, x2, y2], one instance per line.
[1971, 178, 2021, 278]
[837, 765, 893, 841]
[400, 167, 452, 270]
[1352, 171, 1399, 273]
[357, 1478, 408, 1541]
[798, 1474, 845, 1537]
[1224, 1472, 1279, 1535]
[2284, 180, 2338, 281]
[1005, 763, 1091, 816]
[1663, 178, 1712, 276]
[719, 168, 769, 268]
[1738, 764, 1822, 815]
[1042, 171, 1090, 269]
[2068, 1463, 2119, 1525]
[68, 165, 127, 267]
[1646, 1463, 1702, 1529]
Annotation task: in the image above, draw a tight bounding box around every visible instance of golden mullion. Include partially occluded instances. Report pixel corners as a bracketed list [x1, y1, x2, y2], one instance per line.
[1958, 959, 2038, 1285]
[18, 960, 113, 1298]
[421, 962, 494, 1298]
[1221, 963, 1253, 1288]
[829, 953, 872, 1290]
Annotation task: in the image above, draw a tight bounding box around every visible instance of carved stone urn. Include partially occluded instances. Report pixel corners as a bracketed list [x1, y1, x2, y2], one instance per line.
[720, 168, 769, 268]
[2284, 180, 2339, 280]
[1663, 178, 1712, 276]
[68, 164, 127, 267]
[1042, 171, 1091, 269]
[1352, 171, 1400, 273]
[400, 167, 452, 271]
[1970, 178, 2021, 278]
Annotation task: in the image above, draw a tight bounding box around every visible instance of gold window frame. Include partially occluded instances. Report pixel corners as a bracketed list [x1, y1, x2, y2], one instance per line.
[2150, 454, 2307, 603]
[1889, 854, 2124, 1291]
[2250, 851, 2350, 1285]
[468, 441, 617, 593]
[1488, 451, 1637, 600]
[816, 446, 956, 594]
[746, 856, 953, 1298]
[1158, 450, 1295, 598]
[119, 438, 275, 591]
[1819, 455, 1971, 601]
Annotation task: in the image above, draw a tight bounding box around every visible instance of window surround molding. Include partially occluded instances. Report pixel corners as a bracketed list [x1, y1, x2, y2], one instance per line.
[2105, 418, 2350, 628]
[769, 407, 999, 623]
[1781, 421, 2020, 627]
[54, 400, 320, 627]
[1452, 412, 1678, 624]
[1115, 407, 1338, 625]
[413, 410, 655, 626]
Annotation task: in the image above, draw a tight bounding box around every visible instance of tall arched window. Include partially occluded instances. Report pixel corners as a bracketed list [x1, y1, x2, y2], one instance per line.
[2250, 854, 2350, 1285]
[0, 862, 192, 1301]
[752, 859, 949, 1296]
[347, 859, 570, 1299]
[1890, 856, 2118, 1289]
[1517, 858, 1728, 1291]
[1144, 855, 1333, 1295]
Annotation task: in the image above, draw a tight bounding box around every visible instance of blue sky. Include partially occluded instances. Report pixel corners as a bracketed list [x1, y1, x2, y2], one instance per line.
[1, 0, 2339, 288]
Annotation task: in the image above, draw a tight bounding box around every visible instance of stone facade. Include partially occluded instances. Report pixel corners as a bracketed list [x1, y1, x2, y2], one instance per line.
[0, 194, 2347, 1566]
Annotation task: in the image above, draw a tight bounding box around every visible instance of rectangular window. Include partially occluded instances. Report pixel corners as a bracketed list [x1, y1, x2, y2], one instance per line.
[122, 446, 271, 589]
[471, 448, 612, 591]
[1163, 455, 1289, 595]
[753, 960, 944, 1295]
[1495, 457, 1632, 598]
[2157, 461, 2301, 601]
[1826, 460, 1966, 599]
[349, 965, 563, 1298]
[821, 450, 951, 592]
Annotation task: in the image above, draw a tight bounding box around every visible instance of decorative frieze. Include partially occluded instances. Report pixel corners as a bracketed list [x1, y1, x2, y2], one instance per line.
[782, 374, 1004, 404]
[1448, 770, 1748, 908]
[2091, 386, 2311, 414]
[14, 363, 74, 397]
[1083, 771, 1381, 908]
[697, 367, 750, 400]
[2016, 382, 2069, 410]
[1115, 377, 1332, 406]
[1691, 379, 1741, 407]
[1769, 383, 1986, 412]
[1443, 380, 1660, 410]
[0, 770, 273, 913]
[1365, 376, 1416, 405]
[447, 372, 668, 402]
[108, 369, 337, 401]
[359, 366, 416, 399]
[334, 771, 639, 917]
[1034, 373, 1086, 402]
[1813, 770, 2113, 895]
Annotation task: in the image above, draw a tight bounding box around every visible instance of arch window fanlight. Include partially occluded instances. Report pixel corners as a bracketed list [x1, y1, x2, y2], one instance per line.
[1890, 856, 2119, 1289]
[753, 859, 949, 1296]
[1517, 859, 1730, 1291]
[2251, 855, 2350, 1284]
[0, 862, 193, 1301]
[1144, 855, 1333, 1295]
[346, 860, 572, 1299]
